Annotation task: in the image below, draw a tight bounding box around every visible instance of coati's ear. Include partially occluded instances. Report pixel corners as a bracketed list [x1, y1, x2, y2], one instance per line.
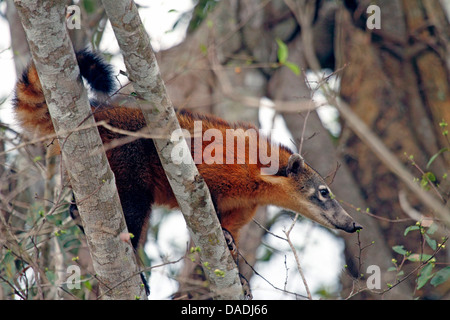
[286, 153, 305, 175]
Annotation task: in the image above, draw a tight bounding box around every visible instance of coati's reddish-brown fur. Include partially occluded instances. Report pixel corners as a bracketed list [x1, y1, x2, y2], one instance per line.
[13, 51, 361, 251]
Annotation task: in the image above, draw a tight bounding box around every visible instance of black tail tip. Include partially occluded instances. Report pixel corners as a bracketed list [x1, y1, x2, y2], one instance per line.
[76, 49, 116, 96]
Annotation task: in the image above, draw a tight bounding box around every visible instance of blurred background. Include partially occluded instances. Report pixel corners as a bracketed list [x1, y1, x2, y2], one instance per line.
[0, 0, 449, 300]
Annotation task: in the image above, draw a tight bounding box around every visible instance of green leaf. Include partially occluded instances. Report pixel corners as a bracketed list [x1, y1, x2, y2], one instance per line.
[82, 0, 96, 14]
[392, 245, 407, 255]
[259, 248, 274, 262]
[404, 225, 420, 236]
[426, 222, 438, 235]
[276, 38, 288, 64]
[420, 177, 429, 189]
[417, 263, 434, 289]
[430, 266, 450, 287]
[424, 171, 436, 182]
[199, 43, 208, 56]
[424, 234, 437, 250]
[214, 268, 225, 277]
[387, 267, 397, 272]
[284, 61, 301, 76]
[84, 278, 93, 291]
[45, 269, 56, 284]
[426, 148, 449, 168]
[407, 253, 433, 262]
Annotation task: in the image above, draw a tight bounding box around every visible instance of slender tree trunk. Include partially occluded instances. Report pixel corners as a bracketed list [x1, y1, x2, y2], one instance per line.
[101, 0, 244, 300]
[14, 0, 145, 300]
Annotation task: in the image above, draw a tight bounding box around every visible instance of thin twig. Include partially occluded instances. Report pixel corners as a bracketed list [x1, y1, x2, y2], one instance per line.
[238, 251, 309, 300]
[251, 217, 313, 299]
[284, 226, 312, 299]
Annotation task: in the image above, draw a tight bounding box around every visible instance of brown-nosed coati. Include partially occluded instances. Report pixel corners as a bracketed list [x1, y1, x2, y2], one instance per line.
[13, 50, 362, 297]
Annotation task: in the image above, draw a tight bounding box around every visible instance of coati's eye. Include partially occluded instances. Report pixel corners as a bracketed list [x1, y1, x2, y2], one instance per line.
[318, 186, 329, 198]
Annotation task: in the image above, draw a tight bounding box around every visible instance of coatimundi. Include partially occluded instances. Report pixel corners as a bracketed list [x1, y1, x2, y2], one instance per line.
[13, 50, 362, 292]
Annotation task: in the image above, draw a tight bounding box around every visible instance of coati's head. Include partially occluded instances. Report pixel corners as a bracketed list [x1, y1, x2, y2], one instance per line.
[274, 153, 362, 233]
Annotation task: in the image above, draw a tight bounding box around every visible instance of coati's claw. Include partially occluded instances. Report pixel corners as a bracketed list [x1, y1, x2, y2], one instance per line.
[239, 274, 252, 300]
[222, 228, 252, 299]
[222, 228, 238, 261]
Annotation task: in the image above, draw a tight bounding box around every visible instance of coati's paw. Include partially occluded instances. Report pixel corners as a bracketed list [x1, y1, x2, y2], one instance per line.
[69, 200, 84, 233]
[222, 228, 238, 261]
[222, 229, 252, 299]
[239, 274, 252, 300]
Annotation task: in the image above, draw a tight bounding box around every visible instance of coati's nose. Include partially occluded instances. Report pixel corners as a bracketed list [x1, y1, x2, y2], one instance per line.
[350, 222, 363, 233]
[332, 207, 363, 233]
[338, 220, 363, 233]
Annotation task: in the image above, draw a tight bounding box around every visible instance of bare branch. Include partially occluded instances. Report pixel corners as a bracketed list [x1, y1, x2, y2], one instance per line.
[283, 213, 312, 300]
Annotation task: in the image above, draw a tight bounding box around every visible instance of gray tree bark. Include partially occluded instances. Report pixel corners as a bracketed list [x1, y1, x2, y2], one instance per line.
[14, 0, 146, 300]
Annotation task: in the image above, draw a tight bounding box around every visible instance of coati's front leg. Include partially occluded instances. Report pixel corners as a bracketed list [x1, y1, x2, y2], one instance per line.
[219, 206, 258, 300]
[222, 228, 238, 259]
[222, 228, 252, 300]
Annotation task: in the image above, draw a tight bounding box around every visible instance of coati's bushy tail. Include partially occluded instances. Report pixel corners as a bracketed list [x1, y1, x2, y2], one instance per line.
[13, 50, 115, 136]
[75, 49, 116, 95]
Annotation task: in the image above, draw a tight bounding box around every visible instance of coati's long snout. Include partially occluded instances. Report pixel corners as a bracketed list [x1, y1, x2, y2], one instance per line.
[279, 153, 363, 233]
[329, 207, 362, 233]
